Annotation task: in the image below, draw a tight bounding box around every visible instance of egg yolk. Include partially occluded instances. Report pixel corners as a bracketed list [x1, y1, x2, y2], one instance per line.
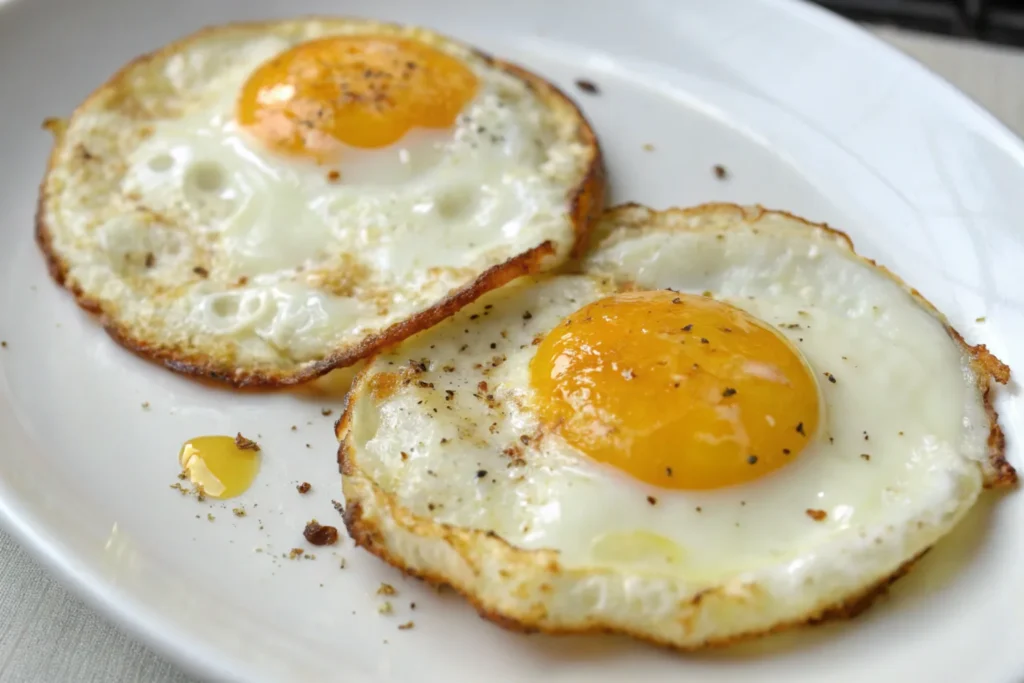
[237, 36, 478, 159]
[178, 435, 260, 499]
[529, 291, 820, 490]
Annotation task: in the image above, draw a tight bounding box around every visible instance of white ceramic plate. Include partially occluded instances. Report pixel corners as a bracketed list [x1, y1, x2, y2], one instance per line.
[2, 0, 1023, 681]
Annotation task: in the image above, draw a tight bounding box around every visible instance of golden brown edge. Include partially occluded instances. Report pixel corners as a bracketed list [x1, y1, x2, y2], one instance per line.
[34, 17, 606, 389]
[345, 500, 925, 649]
[337, 406, 928, 649]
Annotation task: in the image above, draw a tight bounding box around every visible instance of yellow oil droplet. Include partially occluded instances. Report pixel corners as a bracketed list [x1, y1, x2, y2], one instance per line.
[590, 530, 686, 570]
[178, 435, 260, 499]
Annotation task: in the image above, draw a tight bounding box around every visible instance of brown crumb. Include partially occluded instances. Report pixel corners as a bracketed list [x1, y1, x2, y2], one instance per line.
[234, 433, 259, 451]
[647, 495, 658, 506]
[861, 453, 871, 461]
[232, 507, 246, 517]
[193, 266, 209, 278]
[141, 402, 150, 409]
[806, 509, 827, 522]
[0, 341, 7, 348]
[339, 558, 346, 569]
[288, 548, 304, 560]
[574, 79, 599, 94]
[377, 582, 397, 596]
[326, 170, 341, 183]
[144, 252, 155, 268]
[332, 500, 345, 516]
[713, 164, 729, 180]
[398, 621, 415, 630]
[297, 482, 311, 494]
[290, 425, 297, 431]
[303, 519, 339, 546]
[321, 408, 333, 416]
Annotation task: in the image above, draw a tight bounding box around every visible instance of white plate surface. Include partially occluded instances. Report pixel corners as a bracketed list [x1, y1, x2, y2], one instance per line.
[1, 1, 1023, 681]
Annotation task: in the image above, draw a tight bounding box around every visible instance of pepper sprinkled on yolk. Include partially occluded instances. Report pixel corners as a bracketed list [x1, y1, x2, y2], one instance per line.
[238, 36, 478, 158]
[530, 291, 820, 490]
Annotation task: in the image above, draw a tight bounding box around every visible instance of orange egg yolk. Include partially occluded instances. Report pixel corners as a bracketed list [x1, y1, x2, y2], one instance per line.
[178, 435, 260, 499]
[237, 36, 478, 159]
[529, 291, 820, 490]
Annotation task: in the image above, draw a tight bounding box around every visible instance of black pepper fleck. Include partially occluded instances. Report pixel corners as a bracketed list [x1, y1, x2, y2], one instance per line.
[722, 387, 737, 397]
[747, 455, 758, 464]
[574, 79, 599, 94]
[476, 469, 487, 478]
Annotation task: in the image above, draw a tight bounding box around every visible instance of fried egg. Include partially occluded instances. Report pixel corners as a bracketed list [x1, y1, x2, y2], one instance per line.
[338, 203, 1013, 648]
[37, 19, 603, 386]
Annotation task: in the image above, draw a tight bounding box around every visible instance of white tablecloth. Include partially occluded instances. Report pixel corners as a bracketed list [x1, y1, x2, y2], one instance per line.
[2, 25, 1023, 683]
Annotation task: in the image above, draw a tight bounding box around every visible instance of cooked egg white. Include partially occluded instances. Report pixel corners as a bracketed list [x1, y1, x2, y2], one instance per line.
[339, 203, 1012, 648]
[37, 19, 602, 386]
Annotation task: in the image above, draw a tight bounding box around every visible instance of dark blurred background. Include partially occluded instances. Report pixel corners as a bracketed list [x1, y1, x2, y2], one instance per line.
[814, 0, 1024, 45]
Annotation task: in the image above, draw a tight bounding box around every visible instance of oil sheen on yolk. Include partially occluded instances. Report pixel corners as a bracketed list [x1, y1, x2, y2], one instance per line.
[238, 36, 478, 158]
[178, 435, 260, 499]
[529, 291, 820, 490]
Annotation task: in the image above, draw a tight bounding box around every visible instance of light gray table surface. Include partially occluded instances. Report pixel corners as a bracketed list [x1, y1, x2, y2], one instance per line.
[2, 25, 1023, 683]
